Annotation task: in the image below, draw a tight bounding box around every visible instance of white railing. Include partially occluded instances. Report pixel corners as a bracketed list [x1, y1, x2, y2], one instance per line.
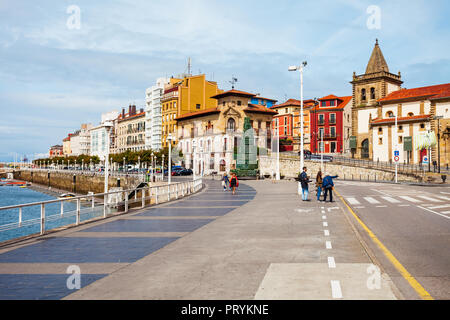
[0, 178, 203, 243]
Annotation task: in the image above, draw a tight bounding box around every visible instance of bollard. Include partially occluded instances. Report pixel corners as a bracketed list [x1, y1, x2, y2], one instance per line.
[76, 198, 81, 225]
[125, 191, 129, 213]
[142, 188, 145, 208]
[40, 203, 45, 235]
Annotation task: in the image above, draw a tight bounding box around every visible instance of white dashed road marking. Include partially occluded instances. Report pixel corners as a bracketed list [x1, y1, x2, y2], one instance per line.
[330, 280, 343, 299]
[399, 196, 422, 203]
[364, 197, 380, 204]
[324, 230, 330, 236]
[323, 222, 328, 227]
[325, 241, 332, 249]
[346, 198, 360, 205]
[416, 195, 442, 203]
[381, 196, 401, 203]
[328, 257, 336, 268]
[428, 204, 450, 210]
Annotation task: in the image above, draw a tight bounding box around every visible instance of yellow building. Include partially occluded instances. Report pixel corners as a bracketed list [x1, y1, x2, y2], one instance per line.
[161, 74, 222, 148]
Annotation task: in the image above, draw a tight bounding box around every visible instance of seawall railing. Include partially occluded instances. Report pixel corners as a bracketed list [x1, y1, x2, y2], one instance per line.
[0, 178, 203, 244]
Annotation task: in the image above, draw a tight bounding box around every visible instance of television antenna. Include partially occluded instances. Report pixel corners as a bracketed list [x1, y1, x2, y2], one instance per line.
[229, 76, 238, 89]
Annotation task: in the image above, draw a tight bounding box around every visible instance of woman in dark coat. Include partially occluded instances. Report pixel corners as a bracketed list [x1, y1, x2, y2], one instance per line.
[229, 173, 239, 195]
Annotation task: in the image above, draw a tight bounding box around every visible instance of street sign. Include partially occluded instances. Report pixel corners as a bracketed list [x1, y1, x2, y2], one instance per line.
[394, 150, 400, 157]
[404, 136, 412, 151]
[423, 156, 429, 164]
[394, 156, 400, 162]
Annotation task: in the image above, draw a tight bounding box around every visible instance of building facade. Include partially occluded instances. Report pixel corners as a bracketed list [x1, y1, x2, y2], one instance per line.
[161, 74, 222, 148]
[370, 83, 450, 164]
[115, 105, 146, 153]
[310, 95, 352, 154]
[175, 90, 277, 175]
[49, 145, 63, 158]
[270, 99, 315, 151]
[145, 78, 171, 151]
[90, 111, 119, 162]
[69, 123, 93, 156]
[63, 134, 72, 156]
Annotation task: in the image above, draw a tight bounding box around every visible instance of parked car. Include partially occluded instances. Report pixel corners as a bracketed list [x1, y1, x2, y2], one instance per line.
[179, 169, 193, 176]
[309, 154, 334, 162]
[172, 167, 185, 176]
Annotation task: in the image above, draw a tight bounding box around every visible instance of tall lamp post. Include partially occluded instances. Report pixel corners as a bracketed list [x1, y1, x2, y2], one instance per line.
[103, 121, 113, 193]
[434, 116, 443, 173]
[389, 113, 398, 183]
[289, 61, 307, 194]
[167, 134, 173, 184]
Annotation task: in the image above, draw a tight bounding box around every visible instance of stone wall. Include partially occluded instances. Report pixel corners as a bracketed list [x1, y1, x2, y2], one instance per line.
[258, 156, 421, 182]
[13, 170, 143, 194]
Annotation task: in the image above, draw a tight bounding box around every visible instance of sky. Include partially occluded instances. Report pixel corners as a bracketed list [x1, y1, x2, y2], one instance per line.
[0, 0, 449, 161]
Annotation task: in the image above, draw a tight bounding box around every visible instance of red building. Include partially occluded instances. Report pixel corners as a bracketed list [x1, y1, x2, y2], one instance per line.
[310, 95, 352, 154]
[49, 145, 63, 158]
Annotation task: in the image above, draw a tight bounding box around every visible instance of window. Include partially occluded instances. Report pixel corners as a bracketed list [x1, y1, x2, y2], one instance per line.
[378, 137, 383, 145]
[196, 104, 201, 109]
[318, 114, 325, 125]
[329, 113, 336, 124]
[237, 100, 242, 106]
[361, 89, 366, 101]
[420, 123, 425, 129]
[386, 111, 394, 118]
[227, 118, 236, 131]
[398, 125, 403, 132]
[378, 127, 383, 134]
[370, 87, 376, 100]
[399, 136, 403, 144]
[321, 101, 326, 107]
[330, 127, 336, 137]
[329, 100, 335, 107]
[285, 108, 288, 113]
[408, 112, 414, 117]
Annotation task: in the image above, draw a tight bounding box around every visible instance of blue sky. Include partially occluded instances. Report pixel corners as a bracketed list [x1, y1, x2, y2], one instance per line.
[1, 0, 449, 161]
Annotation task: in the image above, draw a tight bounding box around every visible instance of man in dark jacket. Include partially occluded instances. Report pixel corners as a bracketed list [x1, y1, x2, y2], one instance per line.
[298, 167, 311, 201]
[322, 173, 338, 202]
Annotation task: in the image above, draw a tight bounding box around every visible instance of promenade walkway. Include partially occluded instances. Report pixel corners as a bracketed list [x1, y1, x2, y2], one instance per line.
[0, 179, 400, 299]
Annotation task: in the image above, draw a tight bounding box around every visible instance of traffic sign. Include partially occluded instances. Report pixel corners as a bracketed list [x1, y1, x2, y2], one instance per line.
[394, 150, 400, 157]
[394, 156, 400, 162]
[423, 156, 429, 164]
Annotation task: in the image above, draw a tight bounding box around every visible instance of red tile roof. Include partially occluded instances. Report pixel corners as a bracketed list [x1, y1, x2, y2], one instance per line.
[379, 83, 450, 103]
[311, 95, 352, 112]
[371, 114, 431, 124]
[118, 111, 145, 122]
[271, 98, 315, 109]
[175, 107, 220, 121]
[245, 104, 278, 114]
[211, 89, 256, 99]
[318, 94, 340, 101]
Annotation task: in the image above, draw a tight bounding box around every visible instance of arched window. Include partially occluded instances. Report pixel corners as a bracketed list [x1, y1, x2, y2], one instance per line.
[385, 111, 394, 118]
[407, 112, 414, 117]
[370, 87, 376, 99]
[361, 88, 366, 101]
[220, 159, 226, 172]
[227, 118, 236, 131]
[361, 139, 369, 159]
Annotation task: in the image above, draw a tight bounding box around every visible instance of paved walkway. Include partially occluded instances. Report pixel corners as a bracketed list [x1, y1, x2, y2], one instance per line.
[0, 179, 400, 299]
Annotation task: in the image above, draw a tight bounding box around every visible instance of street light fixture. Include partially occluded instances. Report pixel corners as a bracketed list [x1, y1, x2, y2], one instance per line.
[167, 134, 173, 184]
[289, 61, 307, 194]
[103, 121, 113, 193]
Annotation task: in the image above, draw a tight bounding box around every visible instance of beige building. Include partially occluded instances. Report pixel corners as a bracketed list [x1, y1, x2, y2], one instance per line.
[175, 89, 277, 174]
[115, 105, 146, 153]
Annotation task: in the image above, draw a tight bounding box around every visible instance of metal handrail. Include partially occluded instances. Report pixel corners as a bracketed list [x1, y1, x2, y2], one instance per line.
[0, 178, 204, 242]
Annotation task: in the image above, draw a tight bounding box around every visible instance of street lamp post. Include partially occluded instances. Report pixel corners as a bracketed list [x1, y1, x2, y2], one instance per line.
[389, 113, 398, 183]
[434, 116, 443, 173]
[289, 61, 307, 194]
[192, 144, 197, 181]
[103, 121, 113, 193]
[162, 154, 165, 181]
[167, 134, 172, 184]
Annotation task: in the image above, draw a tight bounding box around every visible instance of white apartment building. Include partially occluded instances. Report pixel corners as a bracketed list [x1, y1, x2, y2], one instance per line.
[145, 78, 170, 151]
[90, 111, 119, 162]
[70, 123, 93, 156]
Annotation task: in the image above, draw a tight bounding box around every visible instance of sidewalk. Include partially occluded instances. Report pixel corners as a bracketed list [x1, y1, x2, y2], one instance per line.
[65, 180, 399, 300]
[0, 179, 400, 299]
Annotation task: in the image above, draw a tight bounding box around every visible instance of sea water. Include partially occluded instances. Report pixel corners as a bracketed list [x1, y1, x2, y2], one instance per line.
[0, 186, 104, 242]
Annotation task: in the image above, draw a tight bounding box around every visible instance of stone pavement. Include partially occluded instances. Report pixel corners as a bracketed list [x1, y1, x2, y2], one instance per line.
[0, 179, 401, 300]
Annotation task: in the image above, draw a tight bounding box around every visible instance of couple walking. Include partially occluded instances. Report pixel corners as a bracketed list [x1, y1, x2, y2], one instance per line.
[299, 167, 338, 202]
[221, 172, 239, 195]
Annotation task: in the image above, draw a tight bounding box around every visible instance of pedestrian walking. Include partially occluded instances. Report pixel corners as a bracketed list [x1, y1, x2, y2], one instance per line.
[298, 167, 311, 201]
[322, 173, 338, 202]
[316, 170, 323, 201]
[221, 172, 230, 191]
[230, 172, 239, 195]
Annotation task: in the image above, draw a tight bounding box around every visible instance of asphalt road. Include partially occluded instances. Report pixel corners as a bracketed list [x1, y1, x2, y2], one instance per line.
[334, 180, 450, 300]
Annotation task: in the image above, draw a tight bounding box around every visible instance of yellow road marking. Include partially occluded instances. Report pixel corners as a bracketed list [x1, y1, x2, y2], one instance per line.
[334, 188, 433, 300]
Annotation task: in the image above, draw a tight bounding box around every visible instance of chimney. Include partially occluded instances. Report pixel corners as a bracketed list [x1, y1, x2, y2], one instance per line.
[140, 108, 144, 113]
[132, 105, 136, 115]
[128, 104, 132, 115]
[122, 108, 125, 119]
